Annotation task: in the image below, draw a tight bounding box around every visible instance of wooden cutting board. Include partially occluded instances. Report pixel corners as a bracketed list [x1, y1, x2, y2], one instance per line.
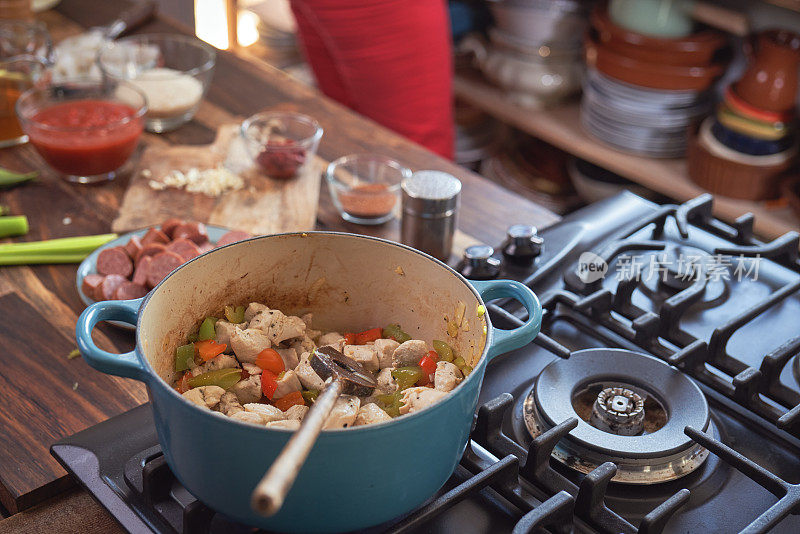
[112, 124, 321, 234]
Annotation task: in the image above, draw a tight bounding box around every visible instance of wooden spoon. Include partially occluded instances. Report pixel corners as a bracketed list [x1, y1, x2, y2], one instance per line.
[251, 346, 377, 516]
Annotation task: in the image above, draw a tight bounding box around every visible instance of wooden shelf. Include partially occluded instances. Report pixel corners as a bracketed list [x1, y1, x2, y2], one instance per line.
[454, 73, 800, 241]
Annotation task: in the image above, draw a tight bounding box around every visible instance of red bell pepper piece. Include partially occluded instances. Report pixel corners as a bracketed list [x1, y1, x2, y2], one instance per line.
[254, 348, 285, 375]
[343, 333, 357, 345]
[261, 370, 278, 399]
[194, 339, 226, 361]
[273, 390, 305, 411]
[419, 351, 438, 375]
[354, 327, 382, 345]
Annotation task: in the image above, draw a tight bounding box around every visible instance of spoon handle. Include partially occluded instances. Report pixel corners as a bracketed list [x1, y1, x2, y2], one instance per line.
[251, 378, 343, 516]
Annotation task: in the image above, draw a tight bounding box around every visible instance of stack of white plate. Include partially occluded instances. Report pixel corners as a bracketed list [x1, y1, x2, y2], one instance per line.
[581, 69, 711, 158]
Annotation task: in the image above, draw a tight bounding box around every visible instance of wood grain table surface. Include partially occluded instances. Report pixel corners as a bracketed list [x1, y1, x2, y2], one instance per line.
[0, 0, 559, 531]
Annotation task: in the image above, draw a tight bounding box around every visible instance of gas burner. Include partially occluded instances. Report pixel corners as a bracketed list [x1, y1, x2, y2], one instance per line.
[524, 348, 715, 484]
[637, 245, 728, 305]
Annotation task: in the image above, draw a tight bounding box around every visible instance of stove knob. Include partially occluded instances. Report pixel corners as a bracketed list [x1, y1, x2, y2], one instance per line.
[502, 224, 543, 264]
[458, 245, 501, 280]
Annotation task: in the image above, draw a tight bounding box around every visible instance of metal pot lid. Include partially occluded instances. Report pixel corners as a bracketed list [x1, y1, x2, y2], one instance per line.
[524, 348, 712, 484]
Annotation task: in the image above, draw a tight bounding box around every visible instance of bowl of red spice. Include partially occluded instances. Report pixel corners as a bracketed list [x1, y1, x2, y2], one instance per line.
[240, 111, 322, 180]
[326, 154, 411, 225]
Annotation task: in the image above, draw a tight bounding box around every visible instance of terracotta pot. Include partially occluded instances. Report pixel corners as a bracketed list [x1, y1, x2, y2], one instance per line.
[591, 7, 728, 67]
[688, 118, 796, 200]
[734, 29, 800, 113]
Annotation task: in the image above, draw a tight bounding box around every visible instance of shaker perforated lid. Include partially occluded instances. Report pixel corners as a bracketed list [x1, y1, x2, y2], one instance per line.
[401, 170, 462, 217]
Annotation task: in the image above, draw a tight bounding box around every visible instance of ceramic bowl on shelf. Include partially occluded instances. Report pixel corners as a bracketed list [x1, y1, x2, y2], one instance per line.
[486, 0, 590, 49]
[711, 120, 794, 156]
[461, 33, 583, 108]
[591, 6, 728, 66]
[688, 117, 797, 200]
[584, 31, 725, 91]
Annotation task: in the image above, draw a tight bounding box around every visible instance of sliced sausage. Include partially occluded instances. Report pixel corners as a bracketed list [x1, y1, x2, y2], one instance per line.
[160, 218, 184, 239]
[172, 222, 208, 245]
[166, 238, 201, 261]
[98, 274, 127, 301]
[96, 247, 133, 277]
[146, 251, 185, 287]
[114, 281, 148, 300]
[197, 241, 214, 254]
[123, 235, 143, 260]
[135, 243, 167, 264]
[132, 255, 152, 287]
[216, 230, 251, 247]
[81, 274, 105, 301]
[141, 227, 169, 246]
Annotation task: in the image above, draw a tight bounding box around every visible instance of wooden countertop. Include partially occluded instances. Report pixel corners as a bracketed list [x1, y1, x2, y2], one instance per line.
[0, 0, 558, 531]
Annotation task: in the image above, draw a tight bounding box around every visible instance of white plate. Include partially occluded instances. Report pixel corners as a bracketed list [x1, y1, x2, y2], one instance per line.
[76, 225, 231, 328]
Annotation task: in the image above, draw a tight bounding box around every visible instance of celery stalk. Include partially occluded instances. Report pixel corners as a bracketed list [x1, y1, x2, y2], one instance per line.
[0, 233, 117, 254]
[0, 216, 28, 238]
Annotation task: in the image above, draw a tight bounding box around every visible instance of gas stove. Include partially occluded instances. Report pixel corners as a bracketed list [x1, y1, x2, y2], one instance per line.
[53, 193, 800, 533]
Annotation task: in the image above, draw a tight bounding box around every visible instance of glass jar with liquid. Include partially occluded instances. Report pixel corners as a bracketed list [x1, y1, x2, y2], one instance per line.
[0, 20, 52, 148]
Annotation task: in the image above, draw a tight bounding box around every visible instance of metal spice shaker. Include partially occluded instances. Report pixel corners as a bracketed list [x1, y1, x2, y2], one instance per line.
[401, 170, 461, 262]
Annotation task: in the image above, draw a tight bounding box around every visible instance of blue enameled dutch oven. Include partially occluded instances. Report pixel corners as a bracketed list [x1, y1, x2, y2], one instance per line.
[76, 232, 541, 532]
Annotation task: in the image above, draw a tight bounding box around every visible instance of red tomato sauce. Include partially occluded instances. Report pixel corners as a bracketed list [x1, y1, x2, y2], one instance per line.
[27, 100, 143, 176]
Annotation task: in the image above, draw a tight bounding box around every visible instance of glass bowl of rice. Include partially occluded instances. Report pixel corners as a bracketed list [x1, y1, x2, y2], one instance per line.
[97, 34, 216, 133]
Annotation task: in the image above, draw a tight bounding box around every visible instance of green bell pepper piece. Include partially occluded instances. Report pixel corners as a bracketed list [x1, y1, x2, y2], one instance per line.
[197, 317, 218, 341]
[175, 344, 196, 372]
[187, 368, 241, 390]
[301, 389, 319, 404]
[382, 323, 411, 343]
[224, 305, 246, 324]
[391, 366, 426, 390]
[377, 391, 403, 418]
[432, 340, 455, 363]
[453, 356, 466, 368]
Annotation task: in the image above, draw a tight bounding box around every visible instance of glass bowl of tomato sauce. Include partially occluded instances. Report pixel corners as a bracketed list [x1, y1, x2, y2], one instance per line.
[16, 79, 146, 183]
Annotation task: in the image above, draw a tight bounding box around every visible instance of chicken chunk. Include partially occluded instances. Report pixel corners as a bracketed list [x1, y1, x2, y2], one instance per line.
[392, 340, 428, 367]
[229, 374, 262, 404]
[244, 403, 285, 422]
[398, 387, 448, 415]
[354, 403, 392, 426]
[250, 309, 307, 344]
[182, 386, 225, 410]
[284, 404, 309, 420]
[214, 320, 240, 348]
[266, 419, 301, 430]
[434, 361, 463, 392]
[375, 367, 398, 394]
[219, 391, 244, 416]
[275, 347, 299, 369]
[317, 332, 344, 347]
[323, 395, 361, 429]
[295, 353, 326, 390]
[290, 335, 316, 355]
[230, 411, 267, 425]
[191, 353, 239, 376]
[230, 328, 271, 363]
[244, 302, 268, 322]
[343, 344, 379, 372]
[274, 370, 302, 398]
[242, 362, 262, 375]
[374, 338, 400, 368]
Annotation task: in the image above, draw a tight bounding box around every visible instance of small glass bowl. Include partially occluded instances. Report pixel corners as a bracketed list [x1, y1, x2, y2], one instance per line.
[97, 34, 216, 132]
[326, 154, 411, 225]
[240, 111, 323, 180]
[16, 79, 147, 183]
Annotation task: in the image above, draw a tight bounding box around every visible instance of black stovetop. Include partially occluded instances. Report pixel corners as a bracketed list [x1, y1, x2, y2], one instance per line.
[53, 193, 800, 533]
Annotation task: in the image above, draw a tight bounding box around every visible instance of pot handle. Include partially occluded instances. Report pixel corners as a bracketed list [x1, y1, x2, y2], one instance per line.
[75, 298, 148, 382]
[471, 279, 542, 361]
